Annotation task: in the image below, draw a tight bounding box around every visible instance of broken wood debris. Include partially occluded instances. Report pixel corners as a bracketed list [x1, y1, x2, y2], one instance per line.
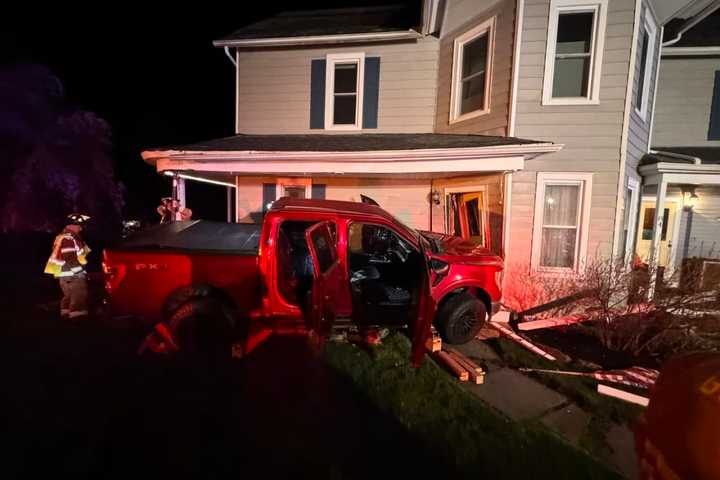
[425, 326, 442, 353]
[519, 366, 659, 390]
[517, 314, 589, 331]
[433, 350, 469, 381]
[445, 347, 485, 384]
[489, 321, 557, 361]
[597, 384, 649, 407]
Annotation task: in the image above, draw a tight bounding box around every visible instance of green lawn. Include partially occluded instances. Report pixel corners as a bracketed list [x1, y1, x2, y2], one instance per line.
[323, 334, 621, 479]
[487, 337, 644, 457]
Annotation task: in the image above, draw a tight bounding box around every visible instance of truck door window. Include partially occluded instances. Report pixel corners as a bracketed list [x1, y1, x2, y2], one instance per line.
[310, 225, 336, 274]
[277, 221, 317, 306]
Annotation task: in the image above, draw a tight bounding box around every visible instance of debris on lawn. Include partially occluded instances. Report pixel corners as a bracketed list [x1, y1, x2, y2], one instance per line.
[425, 326, 442, 353]
[444, 346, 485, 384]
[517, 314, 589, 331]
[429, 343, 486, 384]
[519, 366, 660, 390]
[490, 320, 557, 361]
[597, 384, 649, 407]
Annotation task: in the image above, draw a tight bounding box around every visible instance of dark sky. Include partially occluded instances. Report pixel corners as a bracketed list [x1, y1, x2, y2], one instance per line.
[2, 2, 416, 221]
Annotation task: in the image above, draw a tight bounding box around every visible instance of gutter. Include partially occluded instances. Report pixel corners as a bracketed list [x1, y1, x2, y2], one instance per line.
[142, 143, 563, 164]
[213, 30, 423, 48]
[662, 46, 720, 56]
[662, 1, 720, 47]
[649, 149, 702, 164]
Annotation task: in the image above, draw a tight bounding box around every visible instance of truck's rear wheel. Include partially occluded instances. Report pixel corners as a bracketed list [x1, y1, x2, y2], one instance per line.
[166, 297, 236, 363]
[436, 293, 487, 345]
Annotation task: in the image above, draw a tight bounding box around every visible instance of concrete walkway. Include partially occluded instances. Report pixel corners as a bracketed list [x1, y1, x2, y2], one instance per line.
[453, 339, 638, 479]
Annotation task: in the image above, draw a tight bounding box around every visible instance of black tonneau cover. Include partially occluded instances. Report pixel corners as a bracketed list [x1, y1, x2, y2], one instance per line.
[117, 221, 261, 254]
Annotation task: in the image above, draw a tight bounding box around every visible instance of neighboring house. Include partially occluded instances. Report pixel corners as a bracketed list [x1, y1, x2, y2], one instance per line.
[142, 0, 707, 284]
[639, 5, 720, 286]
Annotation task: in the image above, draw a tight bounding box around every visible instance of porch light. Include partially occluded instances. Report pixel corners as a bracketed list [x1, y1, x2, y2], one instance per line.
[431, 190, 441, 205]
[683, 187, 699, 210]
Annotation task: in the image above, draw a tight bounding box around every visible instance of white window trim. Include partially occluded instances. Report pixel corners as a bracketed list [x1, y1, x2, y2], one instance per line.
[531, 172, 593, 273]
[276, 177, 311, 200]
[324, 52, 365, 131]
[623, 177, 640, 264]
[634, 9, 657, 121]
[542, 0, 608, 106]
[449, 17, 496, 124]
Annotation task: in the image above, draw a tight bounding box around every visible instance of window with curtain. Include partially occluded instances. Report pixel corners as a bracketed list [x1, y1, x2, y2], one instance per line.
[540, 184, 581, 268]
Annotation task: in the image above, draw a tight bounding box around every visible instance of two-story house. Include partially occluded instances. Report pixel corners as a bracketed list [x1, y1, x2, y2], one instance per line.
[142, 0, 702, 285]
[637, 4, 720, 287]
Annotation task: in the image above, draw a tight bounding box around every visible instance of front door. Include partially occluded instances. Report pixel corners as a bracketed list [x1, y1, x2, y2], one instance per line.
[447, 191, 488, 247]
[636, 201, 678, 267]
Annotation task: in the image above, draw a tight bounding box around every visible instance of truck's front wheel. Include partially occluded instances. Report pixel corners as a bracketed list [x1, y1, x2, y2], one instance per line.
[436, 293, 487, 345]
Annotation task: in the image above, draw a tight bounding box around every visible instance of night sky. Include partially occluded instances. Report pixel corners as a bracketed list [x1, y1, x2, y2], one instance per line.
[2, 1, 415, 222]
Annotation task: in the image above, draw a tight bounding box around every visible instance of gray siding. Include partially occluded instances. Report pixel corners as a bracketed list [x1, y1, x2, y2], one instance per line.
[674, 187, 720, 261]
[626, 0, 661, 173]
[510, 0, 637, 267]
[653, 56, 720, 147]
[235, 38, 439, 134]
[435, 0, 515, 135]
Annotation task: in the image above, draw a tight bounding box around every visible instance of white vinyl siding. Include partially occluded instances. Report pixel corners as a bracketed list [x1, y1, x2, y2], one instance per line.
[235, 38, 439, 134]
[542, 0, 608, 105]
[532, 173, 593, 272]
[449, 17, 495, 122]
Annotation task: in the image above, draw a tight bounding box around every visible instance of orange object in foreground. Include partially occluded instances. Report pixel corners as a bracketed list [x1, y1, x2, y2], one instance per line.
[635, 352, 720, 480]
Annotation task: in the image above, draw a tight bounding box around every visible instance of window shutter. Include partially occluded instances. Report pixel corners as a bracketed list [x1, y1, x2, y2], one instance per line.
[362, 57, 380, 129]
[708, 70, 720, 140]
[311, 184, 326, 200]
[262, 183, 276, 216]
[310, 59, 326, 129]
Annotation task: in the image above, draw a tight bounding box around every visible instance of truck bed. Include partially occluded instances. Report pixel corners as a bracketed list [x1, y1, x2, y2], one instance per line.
[117, 220, 261, 254]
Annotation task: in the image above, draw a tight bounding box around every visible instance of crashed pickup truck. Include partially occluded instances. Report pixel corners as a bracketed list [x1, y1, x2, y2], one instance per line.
[103, 198, 503, 365]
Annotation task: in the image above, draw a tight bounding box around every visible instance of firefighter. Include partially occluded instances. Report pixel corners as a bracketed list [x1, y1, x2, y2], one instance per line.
[44, 214, 91, 320]
[157, 197, 174, 223]
[635, 352, 720, 479]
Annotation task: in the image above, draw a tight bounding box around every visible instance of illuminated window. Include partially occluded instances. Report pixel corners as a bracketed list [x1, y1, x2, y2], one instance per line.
[532, 173, 593, 272]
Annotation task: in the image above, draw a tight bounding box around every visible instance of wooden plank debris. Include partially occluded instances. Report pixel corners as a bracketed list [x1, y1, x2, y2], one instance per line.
[597, 384, 650, 407]
[490, 321, 557, 361]
[432, 350, 469, 382]
[517, 315, 588, 331]
[425, 326, 442, 353]
[445, 347, 485, 384]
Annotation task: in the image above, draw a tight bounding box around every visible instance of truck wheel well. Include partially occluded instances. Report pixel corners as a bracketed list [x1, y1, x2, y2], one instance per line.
[436, 287, 491, 320]
[162, 284, 238, 321]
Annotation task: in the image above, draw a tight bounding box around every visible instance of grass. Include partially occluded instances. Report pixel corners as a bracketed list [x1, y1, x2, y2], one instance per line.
[323, 334, 621, 479]
[487, 337, 644, 456]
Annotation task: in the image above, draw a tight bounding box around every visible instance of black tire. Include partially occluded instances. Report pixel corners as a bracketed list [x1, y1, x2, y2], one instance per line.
[436, 293, 487, 345]
[165, 297, 237, 363]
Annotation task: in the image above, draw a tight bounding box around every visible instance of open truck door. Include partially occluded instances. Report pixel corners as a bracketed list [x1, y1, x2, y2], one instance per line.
[304, 221, 345, 341]
[410, 242, 437, 367]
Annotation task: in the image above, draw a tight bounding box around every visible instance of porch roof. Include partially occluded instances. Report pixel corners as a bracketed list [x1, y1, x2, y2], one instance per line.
[639, 147, 720, 185]
[142, 133, 562, 177]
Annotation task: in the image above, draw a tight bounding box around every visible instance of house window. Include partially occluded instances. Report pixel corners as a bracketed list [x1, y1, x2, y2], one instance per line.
[450, 17, 495, 123]
[542, 0, 608, 105]
[619, 177, 639, 263]
[634, 10, 657, 120]
[325, 53, 365, 130]
[532, 173, 593, 272]
[709, 71, 720, 140]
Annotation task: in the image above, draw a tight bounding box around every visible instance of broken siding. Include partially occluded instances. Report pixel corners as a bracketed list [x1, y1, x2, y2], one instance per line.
[653, 56, 720, 147]
[435, 0, 515, 135]
[236, 38, 439, 134]
[510, 0, 636, 266]
[626, 0, 660, 174]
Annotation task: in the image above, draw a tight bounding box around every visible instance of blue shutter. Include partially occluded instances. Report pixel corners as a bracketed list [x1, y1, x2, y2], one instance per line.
[310, 59, 326, 129]
[362, 57, 381, 129]
[311, 184, 326, 200]
[709, 70, 720, 140]
[262, 183, 276, 216]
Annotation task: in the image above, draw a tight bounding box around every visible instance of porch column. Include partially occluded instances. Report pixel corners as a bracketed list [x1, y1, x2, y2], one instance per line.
[648, 174, 667, 298]
[172, 175, 186, 221]
[226, 186, 233, 223]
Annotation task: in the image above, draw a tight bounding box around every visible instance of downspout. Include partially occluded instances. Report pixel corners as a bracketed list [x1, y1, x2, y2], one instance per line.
[221, 46, 240, 134]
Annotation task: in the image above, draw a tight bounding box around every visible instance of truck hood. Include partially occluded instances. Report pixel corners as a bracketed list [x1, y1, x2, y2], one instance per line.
[419, 231, 502, 265]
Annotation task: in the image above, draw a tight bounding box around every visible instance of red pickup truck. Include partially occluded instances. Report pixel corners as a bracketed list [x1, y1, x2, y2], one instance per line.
[103, 198, 502, 365]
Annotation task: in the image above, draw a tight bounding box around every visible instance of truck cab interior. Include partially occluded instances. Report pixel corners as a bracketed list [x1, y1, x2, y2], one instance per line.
[347, 222, 422, 326]
[277, 220, 423, 327]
